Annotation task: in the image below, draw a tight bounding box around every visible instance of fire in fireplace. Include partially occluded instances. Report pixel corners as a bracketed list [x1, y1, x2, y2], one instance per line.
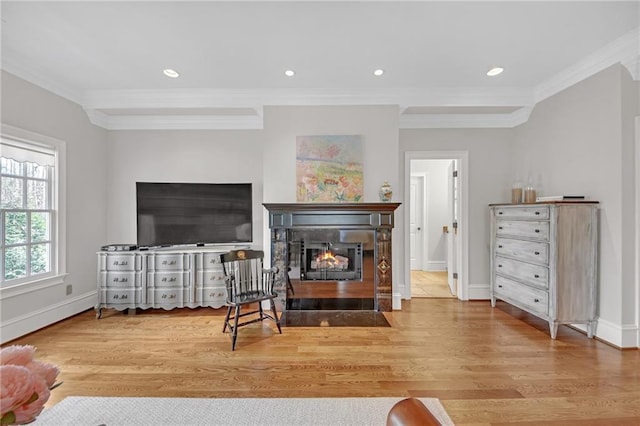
[300, 242, 362, 281]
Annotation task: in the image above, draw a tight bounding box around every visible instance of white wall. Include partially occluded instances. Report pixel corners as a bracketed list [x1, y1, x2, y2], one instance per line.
[1, 71, 108, 343]
[411, 160, 451, 270]
[400, 129, 513, 297]
[104, 130, 265, 249]
[512, 64, 638, 347]
[262, 105, 403, 306]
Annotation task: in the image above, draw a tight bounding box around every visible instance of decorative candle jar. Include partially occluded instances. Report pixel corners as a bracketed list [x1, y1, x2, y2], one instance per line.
[379, 181, 393, 202]
[511, 181, 523, 204]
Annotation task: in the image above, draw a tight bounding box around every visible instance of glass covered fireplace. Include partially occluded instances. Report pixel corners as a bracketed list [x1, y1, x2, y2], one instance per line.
[300, 241, 363, 281]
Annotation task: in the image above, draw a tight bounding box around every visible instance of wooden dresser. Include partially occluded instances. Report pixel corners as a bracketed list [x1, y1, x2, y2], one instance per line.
[489, 202, 599, 339]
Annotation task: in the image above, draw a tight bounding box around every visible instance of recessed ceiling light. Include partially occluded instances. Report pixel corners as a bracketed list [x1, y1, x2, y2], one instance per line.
[285, 69, 295, 77]
[163, 69, 180, 78]
[374, 69, 384, 76]
[487, 67, 504, 77]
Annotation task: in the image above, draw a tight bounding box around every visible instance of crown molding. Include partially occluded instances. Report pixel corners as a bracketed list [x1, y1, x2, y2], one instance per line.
[534, 26, 640, 103]
[399, 107, 533, 129]
[85, 109, 264, 130]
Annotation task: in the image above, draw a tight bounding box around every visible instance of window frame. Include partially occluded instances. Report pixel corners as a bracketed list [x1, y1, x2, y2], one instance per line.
[0, 124, 67, 295]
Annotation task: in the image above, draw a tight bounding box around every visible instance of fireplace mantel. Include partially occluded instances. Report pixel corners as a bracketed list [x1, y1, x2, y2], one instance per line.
[263, 202, 400, 312]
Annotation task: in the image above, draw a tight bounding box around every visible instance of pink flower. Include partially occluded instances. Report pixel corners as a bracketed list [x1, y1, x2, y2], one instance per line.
[10, 374, 49, 424]
[26, 360, 60, 388]
[0, 345, 35, 367]
[0, 365, 38, 414]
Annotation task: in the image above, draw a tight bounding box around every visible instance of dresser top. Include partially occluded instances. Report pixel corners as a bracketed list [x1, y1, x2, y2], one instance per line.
[489, 201, 599, 206]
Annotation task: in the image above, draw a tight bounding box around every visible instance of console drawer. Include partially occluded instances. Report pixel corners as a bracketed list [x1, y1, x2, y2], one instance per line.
[196, 252, 224, 270]
[148, 288, 187, 305]
[195, 285, 227, 305]
[100, 254, 141, 271]
[194, 269, 226, 286]
[147, 254, 190, 271]
[146, 271, 189, 287]
[100, 288, 143, 305]
[100, 271, 143, 288]
[495, 238, 549, 265]
[495, 256, 549, 289]
[496, 220, 550, 241]
[494, 275, 548, 316]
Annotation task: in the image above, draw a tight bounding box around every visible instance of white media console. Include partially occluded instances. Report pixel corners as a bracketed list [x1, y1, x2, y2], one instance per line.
[95, 246, 247, 318]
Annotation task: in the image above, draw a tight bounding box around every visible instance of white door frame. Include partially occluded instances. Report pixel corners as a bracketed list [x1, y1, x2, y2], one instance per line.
[409, 174, 426, 271]
[404, 151, 469, 300]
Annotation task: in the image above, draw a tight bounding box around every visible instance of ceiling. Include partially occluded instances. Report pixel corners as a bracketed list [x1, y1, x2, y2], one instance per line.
[2, 1, 639, 130]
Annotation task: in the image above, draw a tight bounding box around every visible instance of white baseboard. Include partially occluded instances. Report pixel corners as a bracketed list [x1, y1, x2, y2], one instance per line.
[0, 291, 97, 344]
[393, 292, 402, 310]
[425, 261, 446, 271]
[586, 318, 639, 348]
[467, 283, 490, 300]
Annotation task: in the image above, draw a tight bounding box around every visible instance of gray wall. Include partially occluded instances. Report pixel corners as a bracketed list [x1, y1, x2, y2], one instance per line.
[1, 70, 108, 342]
[104, 129, 265, 248]
[512, 64, 637, 346]
[400, 128, 513, 293]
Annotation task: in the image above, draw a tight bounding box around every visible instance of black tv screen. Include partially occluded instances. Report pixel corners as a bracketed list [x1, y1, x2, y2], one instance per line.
[136, 182, 252, 247]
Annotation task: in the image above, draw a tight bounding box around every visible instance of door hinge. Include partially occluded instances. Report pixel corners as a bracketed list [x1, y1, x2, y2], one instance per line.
[453, 170, 458, 177]
[452, 220, 458, 235]
[453, 272, 458, 279]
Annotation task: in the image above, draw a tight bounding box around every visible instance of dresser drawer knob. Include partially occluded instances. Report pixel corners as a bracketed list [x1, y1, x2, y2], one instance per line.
[534, 229, 540, 233]
[498, 245, 503, 248]
[498, 211, 503, 215]
[534, 274, 540, 278]
[535, 211, 541, 215]
[498, 285, 503, 288]
[534, 298, 540, 303]
[498, 226, 503, 230]
[534, 251, 540, 255]
[498, 264, 503, 268]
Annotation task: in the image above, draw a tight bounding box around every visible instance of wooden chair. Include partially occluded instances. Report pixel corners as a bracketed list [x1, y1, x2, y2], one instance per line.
[220, 249, 282, 350]
[386, 398, 441, 426]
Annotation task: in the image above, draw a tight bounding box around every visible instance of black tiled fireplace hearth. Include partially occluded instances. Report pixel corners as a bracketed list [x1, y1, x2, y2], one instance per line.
[263, 203, 400, 320]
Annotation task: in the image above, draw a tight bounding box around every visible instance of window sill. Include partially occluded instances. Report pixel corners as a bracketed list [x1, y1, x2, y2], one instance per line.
[0, 273, 68, 300]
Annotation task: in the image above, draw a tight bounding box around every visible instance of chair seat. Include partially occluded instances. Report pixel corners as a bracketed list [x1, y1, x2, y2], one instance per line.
[228, 290, 277, 305]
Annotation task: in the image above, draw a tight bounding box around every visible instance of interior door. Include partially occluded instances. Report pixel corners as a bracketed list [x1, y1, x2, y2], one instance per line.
[409, 175, 424, 270]
[447, 161, 458, 296]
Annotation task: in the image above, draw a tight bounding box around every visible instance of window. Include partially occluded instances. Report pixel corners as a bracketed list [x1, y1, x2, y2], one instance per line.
[0, 125, 66, 288]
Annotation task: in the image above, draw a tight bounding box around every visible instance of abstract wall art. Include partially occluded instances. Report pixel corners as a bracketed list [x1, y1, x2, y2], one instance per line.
[296, 135, 363, 202]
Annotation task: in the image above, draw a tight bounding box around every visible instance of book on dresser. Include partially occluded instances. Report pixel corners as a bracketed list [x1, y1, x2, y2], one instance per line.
[488, 201, 599, 339]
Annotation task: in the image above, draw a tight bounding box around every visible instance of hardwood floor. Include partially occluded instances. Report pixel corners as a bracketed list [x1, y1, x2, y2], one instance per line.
[411, 270, 455, 298]
[5, 298, 640, 425]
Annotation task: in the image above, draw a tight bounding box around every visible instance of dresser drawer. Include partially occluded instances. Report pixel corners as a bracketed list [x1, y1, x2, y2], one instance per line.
[147, 254, 190, 271]
[100, 271, 143, 288]
[196, 252, 224, 270]
[148, 288, 187, 305]
[100, 254, 141, 271]
[494, 275, 548, 316]
[195, 269, 226, 286]
[146, 271, 189, 287]
[495, 238, 549, 265]
[495, 256, 549, 289]
[496, 220, 550, 241]
[100, 288, 143, 305]
[195, 286, 227, 305]
[494, 206, 549, 220]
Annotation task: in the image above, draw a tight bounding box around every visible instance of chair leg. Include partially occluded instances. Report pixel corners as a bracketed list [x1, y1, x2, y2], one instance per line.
[231, 305, 241, 351]
[222, 306, 232, 333]
[270, 299, 282, 334]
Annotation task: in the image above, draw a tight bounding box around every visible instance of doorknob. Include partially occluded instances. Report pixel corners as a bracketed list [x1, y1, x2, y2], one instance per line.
[443, 225, 448, 233]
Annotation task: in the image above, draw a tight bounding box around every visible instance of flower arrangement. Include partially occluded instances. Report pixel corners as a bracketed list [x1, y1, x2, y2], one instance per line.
[1, 345, 61, 425]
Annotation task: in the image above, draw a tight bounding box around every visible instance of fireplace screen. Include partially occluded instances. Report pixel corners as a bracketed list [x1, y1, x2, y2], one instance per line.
[300, 242, 363, 281]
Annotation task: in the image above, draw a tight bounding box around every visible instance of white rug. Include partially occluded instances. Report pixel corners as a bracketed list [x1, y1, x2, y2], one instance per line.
[33, 396, 454, 425]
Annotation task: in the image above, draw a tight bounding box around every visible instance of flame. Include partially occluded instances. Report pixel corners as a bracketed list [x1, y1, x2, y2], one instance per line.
[316, 251, 338, 265]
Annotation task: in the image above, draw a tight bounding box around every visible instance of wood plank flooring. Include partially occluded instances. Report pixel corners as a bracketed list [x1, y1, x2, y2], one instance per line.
[5, 298, 640, 425]
[411, 270, 455, 298]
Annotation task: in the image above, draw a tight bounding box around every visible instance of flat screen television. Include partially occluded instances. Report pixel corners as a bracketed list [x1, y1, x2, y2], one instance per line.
[136, 182, 252, 247]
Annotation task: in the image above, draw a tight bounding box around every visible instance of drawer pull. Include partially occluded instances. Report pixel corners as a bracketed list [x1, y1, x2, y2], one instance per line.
[534, 229, 540, 233]
[498, 285, 503, 288]
[534, 298, 540, 303]
[498, 245, 503, 248]
[498, 211, 503, 215]
[498, 264, 503, 268]
[535, 211, 541, 215]
[534, 251, 540, 255]
[498, 226, 503, 230]
[534, 274, 540, 278]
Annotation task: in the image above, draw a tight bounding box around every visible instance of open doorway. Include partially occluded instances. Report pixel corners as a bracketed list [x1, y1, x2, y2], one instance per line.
[404, 151, 469, 301]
